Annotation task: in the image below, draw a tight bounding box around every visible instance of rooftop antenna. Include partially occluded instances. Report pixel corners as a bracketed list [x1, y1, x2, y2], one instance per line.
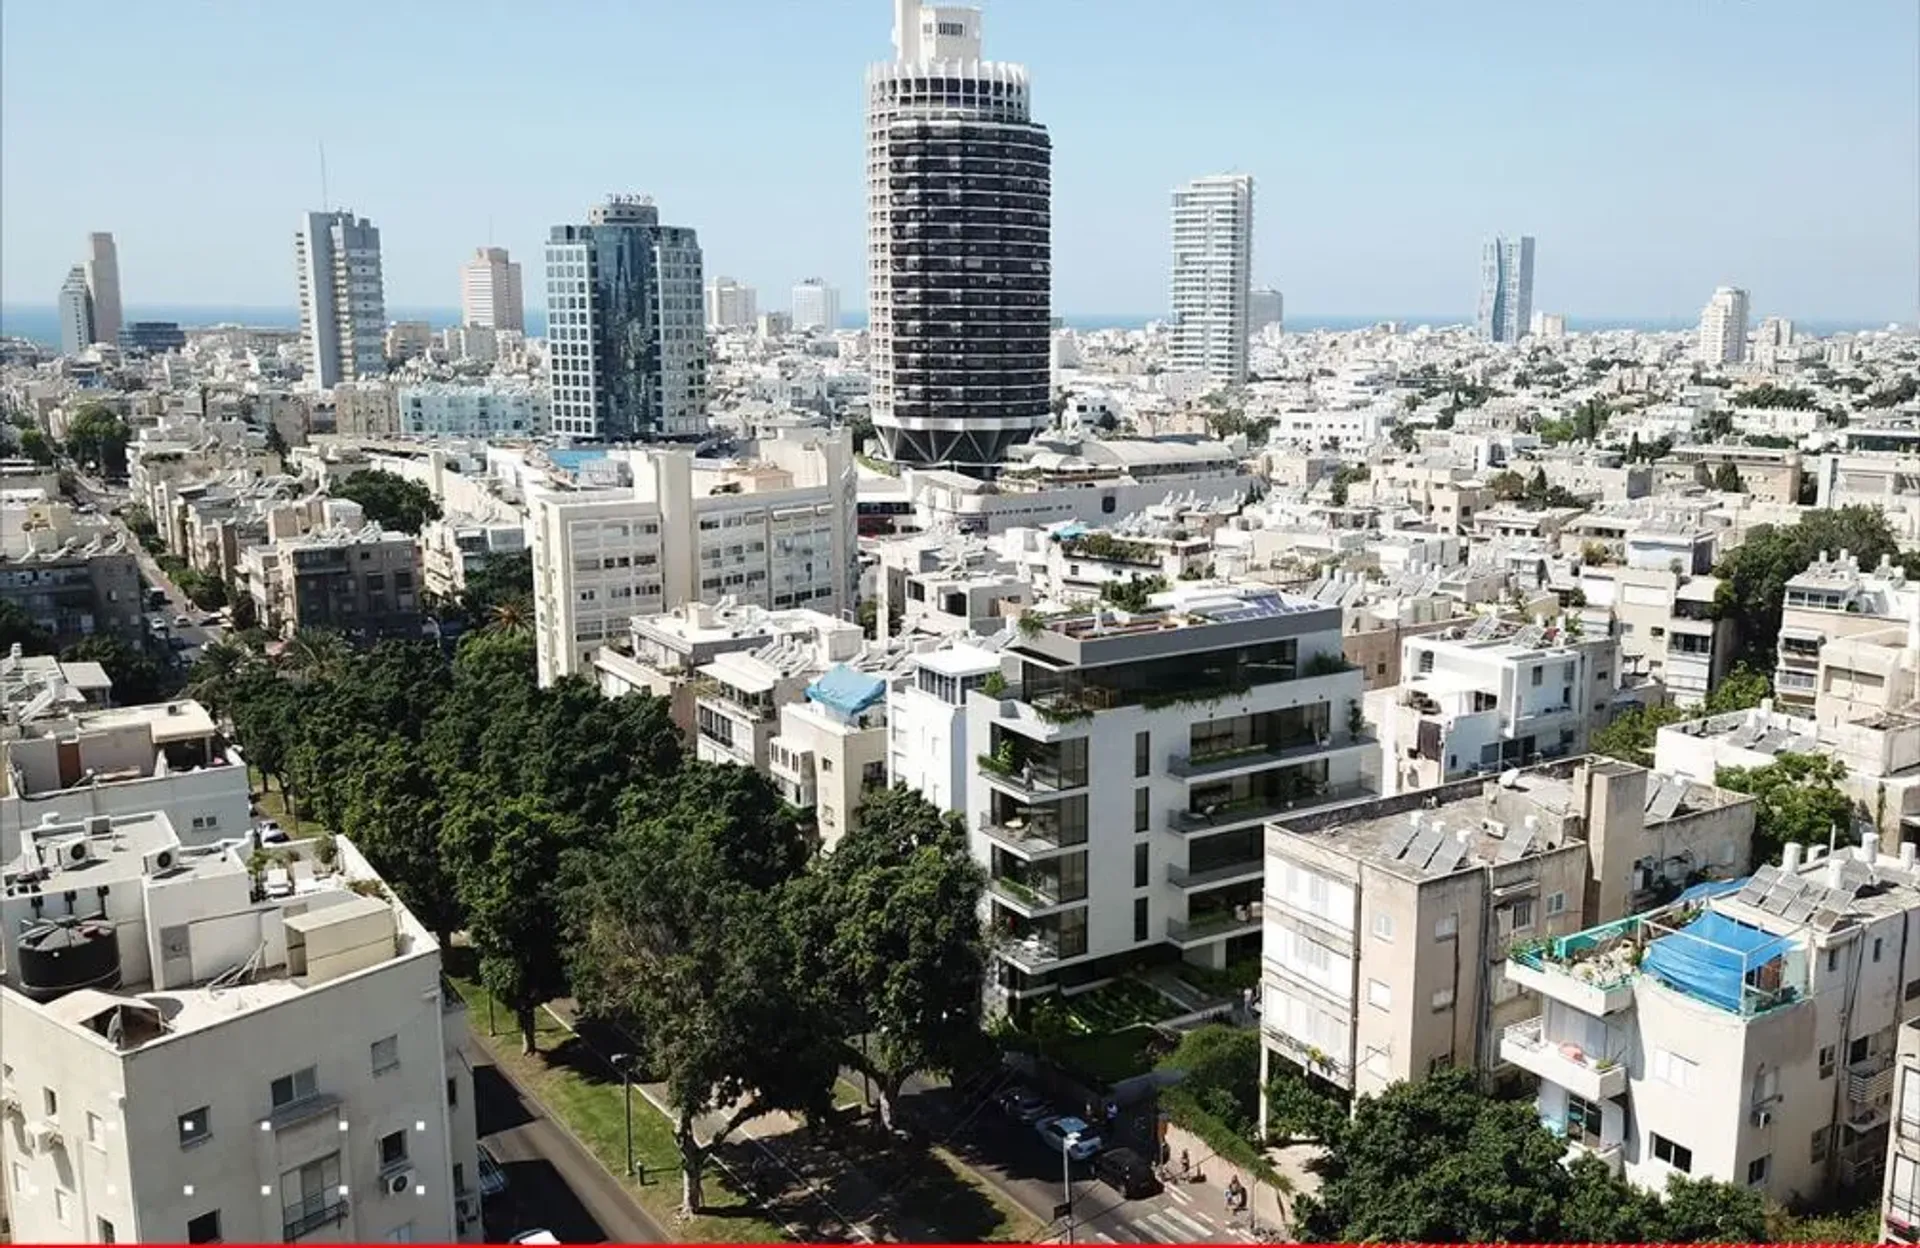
[319, 142, 330, 212]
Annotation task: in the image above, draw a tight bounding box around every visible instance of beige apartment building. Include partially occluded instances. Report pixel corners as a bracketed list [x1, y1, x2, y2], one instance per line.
[241, 524, 422, 640]
[1260, 757, 1756, 1114]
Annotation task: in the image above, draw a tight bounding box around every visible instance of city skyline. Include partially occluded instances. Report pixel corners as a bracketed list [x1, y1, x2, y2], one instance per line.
[3, 1, 1916, 321]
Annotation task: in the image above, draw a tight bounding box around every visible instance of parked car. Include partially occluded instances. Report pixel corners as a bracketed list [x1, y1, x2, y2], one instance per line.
[1094, 1146, 1161, 1199]
[174, 613, 192, 628]
[477, 1143, 508, 1199]
[999, 1089, 1052, 1123]
[1036, 1115, 1102, 1161]
[510, 1232, 559, 1244]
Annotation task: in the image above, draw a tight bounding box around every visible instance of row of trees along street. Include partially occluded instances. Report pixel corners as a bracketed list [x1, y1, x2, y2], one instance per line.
[192, 614, 988, 1215]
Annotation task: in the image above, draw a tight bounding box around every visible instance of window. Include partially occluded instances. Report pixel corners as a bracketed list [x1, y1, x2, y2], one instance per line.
[1134, 843, 1149, 888]
[1651, 1133, 1693, 1173]
[1566, 1093, 1602, 1143]
[1851, 1036, 1871, 1065]
[1134, 731, 1150, 778]
[1652, 1048, 1698, 1089]
[98, 1218, 116, 1243]
[179, 1106, 210, 1147]
[1435, 912, 1458, 940]
[1875, 938, 1886, 963]
[1508, 898, 1534, 932]
[282, 1153, 343, 1238]
[1545, 891, 1566, 916]
[86, 1111, 104, 1147]
[1819, 1044, 1836, 1079]
[1811, 1125, 1830, 1164]
[1371, 912, 1394, 942]
[271, 1066, 318, 1110]
[9, 1161, 25, 1199]
[43, 1087, 57, 1118]
[1133, 898, 1149, 943]
[1133, 787, 1150, 834]
[187, 1210, 222, 1244]
[1531, 667, 1543, 687]
[379, 1129, 409, 1171]
[446, 1077, 458, 1108]
[371, 1035, 399, 1075]
[1906, 978, 1920, 1002]
[55, 1189, 72, 1226]
[1431, 987, 1455, 1010]
[1826, 948, 1839, 973]
[1746, 1154, 1770, 1186]
[1367, 979, 1392, 1010]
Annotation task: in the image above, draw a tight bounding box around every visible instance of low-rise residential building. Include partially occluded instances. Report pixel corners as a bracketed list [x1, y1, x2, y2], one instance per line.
[1383, 617, 1625, 793]
[886, 642, 1002, 817]
[1658, 444, 1804, 505]
[395, 382, 546, 440]
[0, 501, 144, 649]
[418, 517, 525, 599]
[1507, 837, 1920, 1203]
[966, 581, 1374, 1006]
[1881, 1018, 1920, 1241]
[1575, 564, 1731, 705]
[1260, 757, 1755, 1107]
[767, 665, 889, 849]
[1774, 551, 1920, 714]
[240, 523, 422, 640]
[0, 813, 478, 1244]
[692, 608, 863, 773]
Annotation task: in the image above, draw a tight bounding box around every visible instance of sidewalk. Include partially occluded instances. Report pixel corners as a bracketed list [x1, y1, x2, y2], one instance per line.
[1161, 1119, 1299, 1238]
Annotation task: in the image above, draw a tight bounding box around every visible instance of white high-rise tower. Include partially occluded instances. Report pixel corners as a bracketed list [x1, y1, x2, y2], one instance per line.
[1168, 174, 1254, 387]
[1697, 286, 1751, 365]
[56, 266, 93, 356]
[84, 232, 122, 347]
[461, 246, 524, 331]
[867, 0, 1051, 471]
[791, 278, 841, 331]
[1477, 235, 1535, 343]
[295, 210, 387, 389]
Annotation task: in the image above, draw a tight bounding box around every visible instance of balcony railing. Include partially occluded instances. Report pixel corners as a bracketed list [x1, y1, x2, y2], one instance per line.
[268, 1091, 342, 1133]
[987, 875, 1080, 912]
[1168, 903, 1263, 944]
[1849, 1054, 1895, 1105]
[1167, 734, 1370, 779]
[976, 754, 1087, 797]
[282, 1193, 350, 1241]
[977, 811, 1085, 855]
[1167, 857, 1265, 890]
[1170, 781, 1371, 833]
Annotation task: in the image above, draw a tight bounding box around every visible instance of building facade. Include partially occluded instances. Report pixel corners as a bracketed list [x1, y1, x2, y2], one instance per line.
[57, 267, 93, 357]
[1168, 174, 1254, 388]
[866, 1, 1051, 470]
[395, 383, 545, 439]
[84, 233, 122, 347]
[704, 277, 757, 329]
[240, 526, 422, 641]
[1248, 287, 1284, 334]
[791, 278, 842, 331]
[1477, 234, 1536, 344]
[544, 196, 707, 442]
[460, 247, 524, 332]
[1698, 286, 1751, 366]
[295, 211, 387, 390]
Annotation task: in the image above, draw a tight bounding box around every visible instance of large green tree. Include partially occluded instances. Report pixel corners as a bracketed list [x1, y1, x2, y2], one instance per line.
[1715, 506, 1902, 668]
[1716, 752, 1854, 866]
[65, 403, 132, 476]
[60, 635, 170, 705]
[1592, 703, 1690, 767]
[798, 786, 988, 1130]
[0, 600, 56, 655]
[331, 469, 443, 534]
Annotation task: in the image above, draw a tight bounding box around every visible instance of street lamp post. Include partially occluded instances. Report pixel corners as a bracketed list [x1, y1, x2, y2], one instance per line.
[1060, 1131, 1079, 1244]
[612, 1053, 635, 1177]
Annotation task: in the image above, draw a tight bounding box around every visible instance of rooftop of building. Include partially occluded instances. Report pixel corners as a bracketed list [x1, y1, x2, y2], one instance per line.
[1405, 612, 1597, 660]
[1023, 580, 1333, 644]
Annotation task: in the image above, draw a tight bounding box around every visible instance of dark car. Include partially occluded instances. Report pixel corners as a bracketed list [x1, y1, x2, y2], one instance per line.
[1094, 1146, 1161, 1200]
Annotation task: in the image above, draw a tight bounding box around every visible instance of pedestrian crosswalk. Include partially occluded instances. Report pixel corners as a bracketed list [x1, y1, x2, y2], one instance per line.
[1128, 1205, 1221, 1242]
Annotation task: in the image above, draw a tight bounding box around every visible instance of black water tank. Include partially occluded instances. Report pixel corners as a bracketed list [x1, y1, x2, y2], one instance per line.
[16, 920, 121, 1002]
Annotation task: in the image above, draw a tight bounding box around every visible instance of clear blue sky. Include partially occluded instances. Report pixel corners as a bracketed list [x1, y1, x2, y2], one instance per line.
[5, 0, 1915, 322]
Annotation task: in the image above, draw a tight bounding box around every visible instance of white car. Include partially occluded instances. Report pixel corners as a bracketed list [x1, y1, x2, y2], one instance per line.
[1036, 1115, 1102, 1161]
[510, 1232, 560, 1244]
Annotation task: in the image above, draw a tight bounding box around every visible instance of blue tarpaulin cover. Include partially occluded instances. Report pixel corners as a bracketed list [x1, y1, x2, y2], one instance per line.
[1642, 910, 1793, 1012]
[806, 664, 886, 718]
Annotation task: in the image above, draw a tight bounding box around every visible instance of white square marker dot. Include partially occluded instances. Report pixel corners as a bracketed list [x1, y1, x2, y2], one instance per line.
[337, 1185, 350, 1197]
[260, 1120, 271, 1132]
[338, 1121, 350, 1132]
[261, 1185, 273, 1197]
[415, 1120, 426, 1132]
[414, 1184, 426, 1196]
[183, 1184, 195, 1197]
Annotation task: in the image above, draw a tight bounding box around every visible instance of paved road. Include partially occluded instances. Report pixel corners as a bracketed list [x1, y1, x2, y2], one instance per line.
[900, 1074, 1264, 1244]
[71, 474, 226, 663]
[467, 1036, 667, 1245]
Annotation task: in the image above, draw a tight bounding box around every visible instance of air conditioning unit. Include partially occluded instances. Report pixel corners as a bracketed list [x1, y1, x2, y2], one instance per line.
[142, 848, 177, 875]
[0, 1090, 21, 1116]
[1751, 1109, 1773, 1127]
[28, 1120, 63, 1151]
[65, 840, 93, 866]
[384, 1169, 415, 1197]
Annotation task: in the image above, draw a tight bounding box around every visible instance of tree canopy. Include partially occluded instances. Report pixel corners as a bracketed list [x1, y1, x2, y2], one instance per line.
[64, 403, 132, 476]
[1716, 752, 1854, 867]
[330, 469, 443, 534]
[1714, 506, 1904, 668]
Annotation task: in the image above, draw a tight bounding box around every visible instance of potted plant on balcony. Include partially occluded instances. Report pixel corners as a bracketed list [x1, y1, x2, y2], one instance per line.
[982, 669, 1008, 698]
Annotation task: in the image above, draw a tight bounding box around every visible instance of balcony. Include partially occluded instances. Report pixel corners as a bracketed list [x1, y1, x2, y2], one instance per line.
[977, 752, 1087, 801]
[1500, 1016, 1627, 1101]
[986, 874, 1081, 915]
[1562, 1137, 1624, 1177]
[1167, 902, 1263, 947]
[268, 1091, 343, 1133]
[1170, 781, 1371, 834]
[282, 1193, 350, 1241]
[1167, 734, 1372, 781]
[1167, 856, 1265, 891]
[995, 931, 1075, 971]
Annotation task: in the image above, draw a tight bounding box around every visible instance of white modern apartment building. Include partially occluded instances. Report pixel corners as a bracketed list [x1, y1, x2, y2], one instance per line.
[1881, 1018, 1920, 1241]
[1259, 758, 1754, 1106]
[57, 267, 93, 357]
[1697, 286, 1751, 366]
[692, 609, 864, 772]
[1380, 617, 1623, 794]
[529, 430, 856, 684]
[545, 195, 707, 442]
[1168, 174, 1254, 388]
[887, 642, 1003, 817]
[295, 211, 387, 389]
[867, 0, 1051, 469]
[0, 812, 479, 1244]
[395, 382, 546, 439]
[460, 247, 523, 332]
[965, 582, 1373, 1006]
[1773, 551, 1920, 715]
[1477, 234, 1536, 344]
[1507, 837, 1920, 1202]
[705, 277, 758, 330]
[84, 233, 123, 348]
[790, 279, 841, 332]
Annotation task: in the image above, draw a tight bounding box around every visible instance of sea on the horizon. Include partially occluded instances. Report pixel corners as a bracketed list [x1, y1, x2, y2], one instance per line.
[0, 302, 1895, 349]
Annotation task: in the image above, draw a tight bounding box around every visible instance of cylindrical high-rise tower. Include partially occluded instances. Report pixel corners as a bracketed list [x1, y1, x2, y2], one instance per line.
[866, 2, 1051, 473]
